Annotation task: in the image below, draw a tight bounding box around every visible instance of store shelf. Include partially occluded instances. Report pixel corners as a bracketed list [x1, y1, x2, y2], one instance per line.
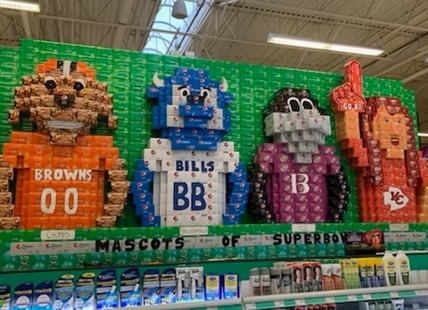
[127, 298, 242, 310]
[242, 284, 428, 310]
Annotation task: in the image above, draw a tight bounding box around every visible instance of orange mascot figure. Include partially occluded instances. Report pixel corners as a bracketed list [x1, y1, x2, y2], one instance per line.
[330, 60, 428, 223]
[0, 59, 129, 229]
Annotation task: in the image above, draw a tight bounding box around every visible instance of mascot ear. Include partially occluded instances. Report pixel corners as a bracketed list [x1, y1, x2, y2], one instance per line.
[220, 77, 228, 92]
[153, 72, 164, 87]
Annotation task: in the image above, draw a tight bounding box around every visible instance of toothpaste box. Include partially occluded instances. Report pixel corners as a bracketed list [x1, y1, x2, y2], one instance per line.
[53, 275, 74, 310]
[96, 270, 117, 309]
[34, 281, 53, 310]
[120, 268, 141, 308]
[13, 283, 33, 310]
[75, 273, 95, 310]
[176, 268, 190, 303]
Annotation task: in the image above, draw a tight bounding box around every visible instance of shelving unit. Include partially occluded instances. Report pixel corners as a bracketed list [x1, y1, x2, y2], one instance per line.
[90, 285, 428, 310]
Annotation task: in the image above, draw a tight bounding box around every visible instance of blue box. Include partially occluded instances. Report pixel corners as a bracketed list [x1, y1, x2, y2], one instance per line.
[133, 192, 153, 205]
[135, 203, 155, 216]
[141, 215, 161, 227]
[223, 214, 240, 225]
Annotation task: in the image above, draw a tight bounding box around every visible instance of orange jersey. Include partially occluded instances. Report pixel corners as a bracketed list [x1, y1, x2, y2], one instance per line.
[3, 132, 120, 229]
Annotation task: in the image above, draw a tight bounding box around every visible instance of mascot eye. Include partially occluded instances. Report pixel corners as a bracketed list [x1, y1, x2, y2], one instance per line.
[397, 118, 402, 124]
[73, 78, 86, 92]
[301, 98, 314, 110]
[200, 88, 210, 97]
[44, 76, 57, 90]
[384, 117, 389, 123]
[179, 87, 189, 97]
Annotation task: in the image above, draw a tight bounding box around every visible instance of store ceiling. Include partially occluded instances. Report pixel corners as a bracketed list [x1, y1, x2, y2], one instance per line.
[2, 0, 428, 133]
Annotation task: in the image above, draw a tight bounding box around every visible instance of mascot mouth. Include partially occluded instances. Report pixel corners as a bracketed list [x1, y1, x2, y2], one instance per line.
[47, 120, 84, 130]
[391, 137, 399, 146]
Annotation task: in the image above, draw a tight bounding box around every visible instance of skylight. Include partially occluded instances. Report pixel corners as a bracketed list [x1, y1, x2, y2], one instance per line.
[143, 0, 198, 55]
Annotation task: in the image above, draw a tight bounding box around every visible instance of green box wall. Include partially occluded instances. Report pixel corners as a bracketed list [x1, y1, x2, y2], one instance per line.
[0, 39, 420, 226]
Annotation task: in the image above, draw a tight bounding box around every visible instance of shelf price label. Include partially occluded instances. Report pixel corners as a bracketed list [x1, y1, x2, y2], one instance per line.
[292, 224, 316, 232]
[390, 292, 399, 298]
[416, 290, 428, 296]
[207, 307, 218, 310]
[245, 303, 257, 310]
[389, 224, 409, 231]
[274, 301, 285, 308]
[348, 295, 358, 301]
[362, 294, 372, 300]
[325, 297, 335, 303]
[295, 299, 306, 306]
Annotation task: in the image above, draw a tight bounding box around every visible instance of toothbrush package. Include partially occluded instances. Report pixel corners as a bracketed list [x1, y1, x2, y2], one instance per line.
[96, 270, 117, 309]
[120, 269, 141, 308]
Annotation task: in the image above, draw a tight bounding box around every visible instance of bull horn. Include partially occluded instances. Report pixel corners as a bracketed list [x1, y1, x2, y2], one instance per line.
[153, 72, 164, 87]
[220, 77, 228, 92]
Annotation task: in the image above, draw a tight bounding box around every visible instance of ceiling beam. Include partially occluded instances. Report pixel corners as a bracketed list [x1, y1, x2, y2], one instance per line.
[20, 11, 32, 38]
[11, 13, 389, 59]
[235, 0, 428, 33]
[363, 34, 428, 76]
[112, 0, 134, 48]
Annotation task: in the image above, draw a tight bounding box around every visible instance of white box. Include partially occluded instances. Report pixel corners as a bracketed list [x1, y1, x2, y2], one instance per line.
[153, 172, 162, 215]
[217, 141, 235, 152]
[201, 214, 221, 225]
[304, 117, 323, 130]
[149, 138, 172, 150]
[212, 108, 224, 119]
[287, 142, 299, 153]
[273, 133, 288, 143]
[298, 141, 316, 153]
[207, 119, 223, 130]
[143, 148, 164, 161]
[223, 152, 239, 163]
[291, 131, 302, 142]
[320, 115, 331, 135]
[302, 130, 319, 142]
[166, 105, 180, 116]
[166, 116, 184, 127]
[141, 159, 161, 172]
[293, 153, 312, 164]
[283, 121, 295, 132]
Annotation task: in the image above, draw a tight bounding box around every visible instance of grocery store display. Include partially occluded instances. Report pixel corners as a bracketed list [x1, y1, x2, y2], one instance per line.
[0, 58, 129, 229]
[330, 60, 428, 223]
[249, 87, 349, 224]
[130, 67, 249, 226]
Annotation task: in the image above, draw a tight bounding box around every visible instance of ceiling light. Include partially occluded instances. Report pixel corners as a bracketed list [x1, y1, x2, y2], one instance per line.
[172, 0, 188, 19]
[0, 0, 40, 12]
[267, 33, 384, 56]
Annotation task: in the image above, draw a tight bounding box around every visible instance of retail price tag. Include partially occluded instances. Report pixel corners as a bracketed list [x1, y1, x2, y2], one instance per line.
[348, 295, 357, 301]
[207, 307, 218, 310]
[325, 297, 335, 303]
[390, 292, 399, 298]
[362, 294, 372, 300]
[245, 303, 257, 310]
[389, 224, 409, 232]
[180, 226, 209, 236]
[291, 224, 316, 233]
[295, 299, 306, 306]
[416, 290, 428, 296]
[274, 301, 285, 308]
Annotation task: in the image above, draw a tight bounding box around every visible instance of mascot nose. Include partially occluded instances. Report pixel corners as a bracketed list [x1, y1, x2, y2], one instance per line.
[186, 94, 204, 105]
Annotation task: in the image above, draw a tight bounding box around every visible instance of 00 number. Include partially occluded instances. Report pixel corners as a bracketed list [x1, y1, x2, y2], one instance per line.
[40, 188, 79, 215]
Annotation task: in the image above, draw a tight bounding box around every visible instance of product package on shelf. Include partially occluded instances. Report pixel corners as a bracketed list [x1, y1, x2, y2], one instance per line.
[130, 68, 249, 227]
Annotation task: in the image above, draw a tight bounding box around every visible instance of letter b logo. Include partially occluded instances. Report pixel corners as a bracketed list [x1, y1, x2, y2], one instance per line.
[291, 173, 310, 194]
[173, 182, 206, 211]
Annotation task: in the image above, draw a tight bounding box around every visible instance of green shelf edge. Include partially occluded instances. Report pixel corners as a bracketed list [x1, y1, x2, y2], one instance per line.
[1, 223, 428, 243]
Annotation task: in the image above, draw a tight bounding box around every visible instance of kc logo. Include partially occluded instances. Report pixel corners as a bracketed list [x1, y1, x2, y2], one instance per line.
[383, 187, 409, 211]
